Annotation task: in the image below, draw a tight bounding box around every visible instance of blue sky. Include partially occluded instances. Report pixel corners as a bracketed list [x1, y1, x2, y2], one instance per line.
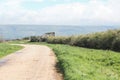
[0, 0, 120, 26]
[22, 0, 105, 10]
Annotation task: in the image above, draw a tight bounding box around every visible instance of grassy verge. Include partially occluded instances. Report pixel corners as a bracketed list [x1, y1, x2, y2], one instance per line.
[8, 40, 29, 44]
[28, 42, 120, 80]
[0, 43, 23, 58]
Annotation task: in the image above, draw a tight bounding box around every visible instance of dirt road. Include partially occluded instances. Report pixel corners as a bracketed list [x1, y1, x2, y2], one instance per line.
[0, 44, 62, 80]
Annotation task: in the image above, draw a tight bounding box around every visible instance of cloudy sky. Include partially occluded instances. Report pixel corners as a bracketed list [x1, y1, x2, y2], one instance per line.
[0, 0, 120, 25]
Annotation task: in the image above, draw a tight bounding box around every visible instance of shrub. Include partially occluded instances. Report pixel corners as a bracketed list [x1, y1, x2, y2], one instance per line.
[30, 36, 40, 42]
[30, 29, 120, 52]
[111, 31, 120, 51]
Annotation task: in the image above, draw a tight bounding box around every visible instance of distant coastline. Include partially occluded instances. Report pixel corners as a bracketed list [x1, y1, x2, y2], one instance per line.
[0, 25, 119, 39]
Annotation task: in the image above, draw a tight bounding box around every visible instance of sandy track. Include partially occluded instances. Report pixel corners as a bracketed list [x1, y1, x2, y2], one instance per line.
[0, 44, 62, 80]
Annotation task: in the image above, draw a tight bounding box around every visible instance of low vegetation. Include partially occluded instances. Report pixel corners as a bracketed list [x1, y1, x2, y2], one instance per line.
[13, 29, 120, 80]
[29, 42, 120, 80]
[30, 29, 120, 52]
[0, 43, 23, 58]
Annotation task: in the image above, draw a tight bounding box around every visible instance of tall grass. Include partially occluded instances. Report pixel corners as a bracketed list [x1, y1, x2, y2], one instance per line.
[26, 41, 120, 80]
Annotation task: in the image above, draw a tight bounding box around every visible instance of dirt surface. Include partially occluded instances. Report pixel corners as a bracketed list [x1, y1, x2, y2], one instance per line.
[0, 44, 62, 80]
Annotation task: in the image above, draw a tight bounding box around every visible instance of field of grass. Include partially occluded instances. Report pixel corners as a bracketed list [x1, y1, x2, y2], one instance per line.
[48, 44, 120, 80]
[0, 43, 23, 58]
[8, 40, 29, 44]
[41, 43, 120, 80]
[8, 40, 120, 80]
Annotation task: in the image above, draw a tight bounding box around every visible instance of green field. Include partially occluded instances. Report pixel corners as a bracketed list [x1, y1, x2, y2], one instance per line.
[37, 43, 120, 80]
[7, 41, 120, 80]
[48, 44, 120, 80]
[0, 43, 23, 58]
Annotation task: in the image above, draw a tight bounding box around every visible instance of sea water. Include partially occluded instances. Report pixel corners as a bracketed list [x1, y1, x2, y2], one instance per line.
[0, 25, 119, 39]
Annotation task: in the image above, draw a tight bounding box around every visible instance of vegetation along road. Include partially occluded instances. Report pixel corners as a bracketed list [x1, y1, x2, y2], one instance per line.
[0, 44, 62, 80]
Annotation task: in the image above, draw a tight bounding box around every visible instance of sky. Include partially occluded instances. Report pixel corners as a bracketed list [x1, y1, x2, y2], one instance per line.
[0, 0, 120, 25]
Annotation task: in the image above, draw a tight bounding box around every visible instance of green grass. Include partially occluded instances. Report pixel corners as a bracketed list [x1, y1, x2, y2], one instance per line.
[8, 40, 29, 44]
[0, 43, 23, 58]
[11, 41, 120, 80]
[33, 42, 120, 80]
[48, 44, 120, 80]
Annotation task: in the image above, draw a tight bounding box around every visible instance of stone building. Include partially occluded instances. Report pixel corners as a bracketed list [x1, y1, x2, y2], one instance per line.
[42, 32, 55, 38]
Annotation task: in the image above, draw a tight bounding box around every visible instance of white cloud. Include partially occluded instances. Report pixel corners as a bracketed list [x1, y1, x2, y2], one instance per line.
[0, 0, 120, 25]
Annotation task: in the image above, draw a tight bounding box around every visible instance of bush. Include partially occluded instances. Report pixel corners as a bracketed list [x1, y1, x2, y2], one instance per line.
[111, 31, 120, 51]
[30, 36, 40, 42]
[30, 29, 120, 52]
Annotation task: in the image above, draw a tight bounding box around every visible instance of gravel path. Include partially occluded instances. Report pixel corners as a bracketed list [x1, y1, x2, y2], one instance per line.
[0, 44, 62, 80]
